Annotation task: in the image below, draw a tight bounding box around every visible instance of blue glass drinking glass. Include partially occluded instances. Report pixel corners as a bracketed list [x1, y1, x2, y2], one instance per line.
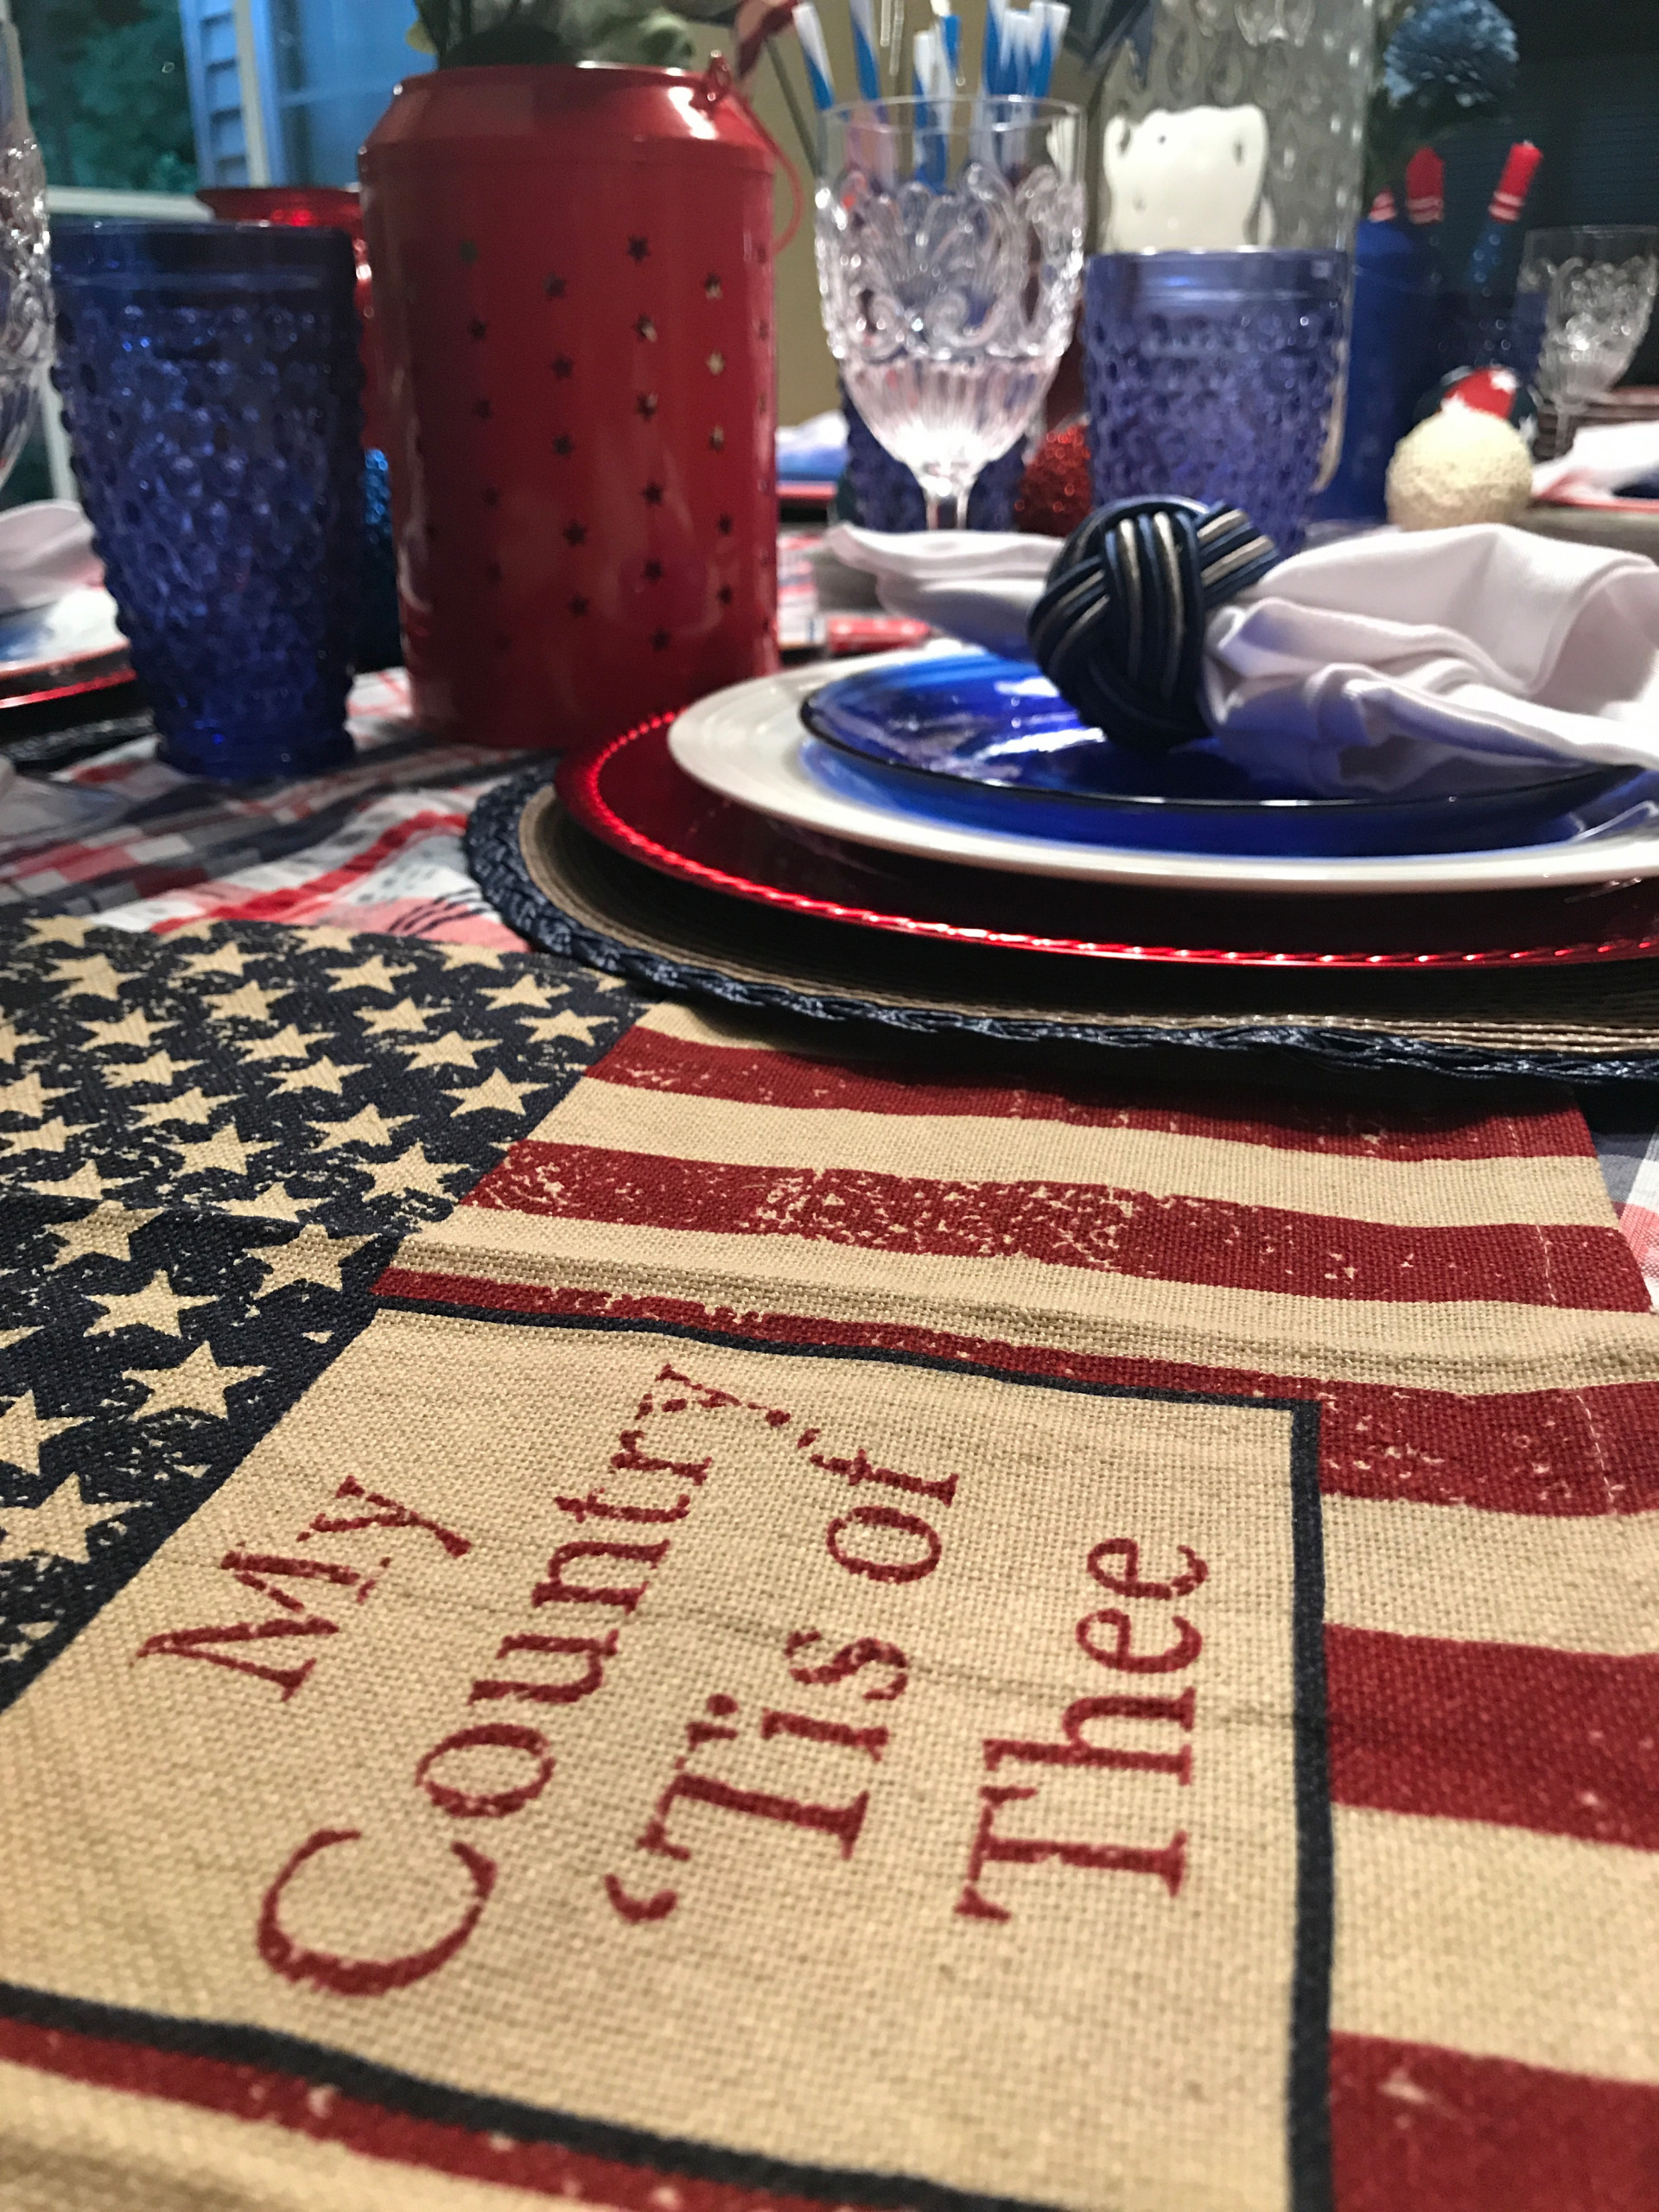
[1308, 223, 1438, 526]
[1431, 286, 1548, 388]
[51, 219, 362, 780]
[1082, 250, 1351, 557]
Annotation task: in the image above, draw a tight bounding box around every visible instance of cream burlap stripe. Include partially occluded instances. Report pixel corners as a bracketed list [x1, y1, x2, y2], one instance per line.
[1322, 1494, 1659, 1654]
[391, 1212, 1659, 1395]
[527, 1080, 1616, 1230]
[1331, 1806, 1659, 2085]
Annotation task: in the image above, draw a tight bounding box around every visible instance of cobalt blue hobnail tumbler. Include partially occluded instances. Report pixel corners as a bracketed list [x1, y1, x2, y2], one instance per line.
[1083, 250, 1351, 557]
[51, 220, 362, 780]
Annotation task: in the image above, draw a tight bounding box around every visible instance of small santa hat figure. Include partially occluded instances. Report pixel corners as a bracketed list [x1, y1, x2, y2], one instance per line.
[1414, 363, 1541, 452]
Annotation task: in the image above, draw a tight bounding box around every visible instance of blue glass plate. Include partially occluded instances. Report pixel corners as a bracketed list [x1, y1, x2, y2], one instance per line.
[799, 652, 1640, 860]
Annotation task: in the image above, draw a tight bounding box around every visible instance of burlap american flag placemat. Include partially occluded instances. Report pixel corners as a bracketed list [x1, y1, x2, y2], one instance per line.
[0, 918, 1656, 2212]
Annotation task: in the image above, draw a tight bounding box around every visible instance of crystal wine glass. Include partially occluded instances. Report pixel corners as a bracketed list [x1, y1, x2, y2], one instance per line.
[0, 7, 53, 494]
[816, 98, 1084, 529]
[1518, 226, 1659, 454]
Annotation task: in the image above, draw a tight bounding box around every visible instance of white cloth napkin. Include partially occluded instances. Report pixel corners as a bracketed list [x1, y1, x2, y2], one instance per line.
[826, 520, 1659, 798]
[1533, 421, 1659, 505]
[0, 501, 102, 614]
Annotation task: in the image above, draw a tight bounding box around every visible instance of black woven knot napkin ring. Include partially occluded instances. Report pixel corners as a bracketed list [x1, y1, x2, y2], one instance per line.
[1027, 496, 1281, 753]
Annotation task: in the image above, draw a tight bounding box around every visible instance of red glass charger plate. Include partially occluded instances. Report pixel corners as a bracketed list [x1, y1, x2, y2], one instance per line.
[0, 587, 131, 710]
[557, 715, 1659, 970]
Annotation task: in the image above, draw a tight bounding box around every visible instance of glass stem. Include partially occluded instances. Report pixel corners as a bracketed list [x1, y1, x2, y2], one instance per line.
[923, 476, 974, 529]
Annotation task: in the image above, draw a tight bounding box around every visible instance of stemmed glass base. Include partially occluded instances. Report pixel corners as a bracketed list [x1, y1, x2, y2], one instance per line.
[919, 480, 974, 531]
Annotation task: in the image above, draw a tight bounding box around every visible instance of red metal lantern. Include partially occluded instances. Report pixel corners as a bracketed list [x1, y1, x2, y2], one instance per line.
[359, 61, 779, 753]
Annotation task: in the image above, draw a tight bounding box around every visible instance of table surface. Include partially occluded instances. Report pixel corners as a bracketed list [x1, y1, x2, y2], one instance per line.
[1, 666, 1656, 2212]
[1, 664, 1655, 1308]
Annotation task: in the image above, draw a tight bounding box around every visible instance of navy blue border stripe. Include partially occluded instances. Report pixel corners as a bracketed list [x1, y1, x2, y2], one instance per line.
[1286, 1398, 1333, 2212]
[2, 1317, 1332, 2212]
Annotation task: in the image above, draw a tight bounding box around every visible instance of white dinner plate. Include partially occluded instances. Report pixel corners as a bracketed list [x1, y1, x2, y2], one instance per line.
[669, 653, 1659, 899]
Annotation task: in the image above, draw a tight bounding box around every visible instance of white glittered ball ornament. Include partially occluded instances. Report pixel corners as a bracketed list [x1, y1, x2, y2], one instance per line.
[1385, 409, 1535, 531]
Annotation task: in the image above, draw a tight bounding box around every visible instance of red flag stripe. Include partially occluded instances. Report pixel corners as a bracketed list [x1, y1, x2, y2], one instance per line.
[370, 1271, 1659, 1517]
[0, 2012, 838, 2212]
[1330, 2032, 1659, 2212]
[594, 1026, 1595, 1162]
[461, 1143, 1648, 1312]
[1326, 1625, 1659, 1848]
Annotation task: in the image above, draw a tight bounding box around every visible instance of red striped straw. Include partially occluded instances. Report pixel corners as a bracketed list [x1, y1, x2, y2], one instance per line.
[1368, 188, 1399, 224]
[1405, 147, 1445, 229]
[1488, 141, 1543, 227]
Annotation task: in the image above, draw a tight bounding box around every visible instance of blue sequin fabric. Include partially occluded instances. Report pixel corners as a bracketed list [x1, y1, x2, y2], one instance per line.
[1083, 250, 1350, 558]
[51, 221, 362, 780]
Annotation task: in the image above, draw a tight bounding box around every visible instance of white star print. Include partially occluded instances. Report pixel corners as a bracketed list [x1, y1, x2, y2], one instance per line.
[87, 1271, 214, 1340]
[133, 1343, 264, 1422]
[0, 1117, 88, 1155]
[0, 1071, 67, 1119]
[268, 1057, 363, 1097]
[326, 954, 409, 995]
[0, 1389, 79, 1476]
[523, 1008, 606, 1046]
[236, 1025, 329, 1065]
[133, 1087, 229, 1129]
[221, 1185, 314, 1223]
[435, 944, 505, 969]
[401, 1032, 494, 1071]
[49, 954, 137, 1001]
[47, 1204, 156, 1268]
[311, 1103, 410, 1152]
[447, 1070, 541, 1118]
[0, 1475, 134, 1563]
[167, 1126, 276, 1180]
[250, 1228, 368, 1295]
[103, 1052, 200, 1091]
[359, 999, 432, 1037]
[482, 974, 562, 1012]
[80, 1011, 173, 1052]
[357, 1143, 467, 1204]
[175, 942, 251, 978]
[205, 979, 292, 1027]
[35, 1162, 122, 1205]
[26, 916, 99, 947]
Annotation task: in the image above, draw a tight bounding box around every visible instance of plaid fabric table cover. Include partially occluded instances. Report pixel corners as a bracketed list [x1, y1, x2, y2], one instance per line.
[0, 914, 1654, 2212]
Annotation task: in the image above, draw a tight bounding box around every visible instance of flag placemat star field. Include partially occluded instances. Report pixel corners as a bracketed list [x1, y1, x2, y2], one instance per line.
[0, 930, 1656, 2212]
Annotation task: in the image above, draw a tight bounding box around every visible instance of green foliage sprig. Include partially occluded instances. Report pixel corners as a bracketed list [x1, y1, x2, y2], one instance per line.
[410, 0, 700, 70]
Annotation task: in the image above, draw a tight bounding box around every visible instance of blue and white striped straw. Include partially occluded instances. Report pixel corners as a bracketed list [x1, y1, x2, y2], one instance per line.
[912, 26, 951, 182]
[982, 0, 1007, 98]
[847, 0, 883, 102]
[793, 0, 837, 110]
[1015, 9, 1038, 95]
[1033, 3, 1068, 96]
[938, 5, 960, 81]
[911, 29, 933, 120]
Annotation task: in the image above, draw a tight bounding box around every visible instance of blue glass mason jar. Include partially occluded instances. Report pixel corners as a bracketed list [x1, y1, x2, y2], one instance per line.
[51, 219, 362, 781]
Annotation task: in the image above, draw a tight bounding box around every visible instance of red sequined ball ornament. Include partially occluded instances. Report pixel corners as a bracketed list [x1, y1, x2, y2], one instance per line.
[1014, 425, 1094, 537]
